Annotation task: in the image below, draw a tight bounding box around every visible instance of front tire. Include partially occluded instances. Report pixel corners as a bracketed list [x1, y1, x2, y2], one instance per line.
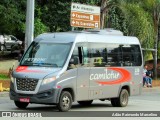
[57, 91, 72, 112]
[111, 89, 129, 107]
[78, 100, 93, 106]
[14, 101, 29, 109]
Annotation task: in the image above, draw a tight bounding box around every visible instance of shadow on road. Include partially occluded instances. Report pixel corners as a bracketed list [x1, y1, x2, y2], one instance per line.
[11, 103, 112, 112]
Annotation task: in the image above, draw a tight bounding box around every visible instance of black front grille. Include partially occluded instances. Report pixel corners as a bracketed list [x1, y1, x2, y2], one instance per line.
[16, 78, 38, 91]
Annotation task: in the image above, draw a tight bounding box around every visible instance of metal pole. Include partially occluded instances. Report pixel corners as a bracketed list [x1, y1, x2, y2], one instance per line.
[72, 27, 75, 31]
[154, 35, 158, 80]
[25, 0, 35, 51]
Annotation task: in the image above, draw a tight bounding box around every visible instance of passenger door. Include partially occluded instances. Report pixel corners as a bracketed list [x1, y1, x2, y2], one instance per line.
[70, 42, 90, 101]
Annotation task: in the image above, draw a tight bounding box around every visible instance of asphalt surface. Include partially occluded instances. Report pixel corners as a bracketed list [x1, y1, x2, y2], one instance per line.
[0, 87, 160, 120]
[0, 87, 160, 111]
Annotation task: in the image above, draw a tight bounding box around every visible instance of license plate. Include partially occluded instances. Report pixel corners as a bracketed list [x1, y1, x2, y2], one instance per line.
[19, 98, 30, 103]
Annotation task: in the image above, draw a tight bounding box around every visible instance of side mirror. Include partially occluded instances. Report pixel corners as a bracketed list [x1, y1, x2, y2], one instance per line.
[69, 56, 79, 65]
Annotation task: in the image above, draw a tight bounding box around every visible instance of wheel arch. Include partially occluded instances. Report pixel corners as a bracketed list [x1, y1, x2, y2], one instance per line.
[57, 87, 75, 103]
[119, 85, 130, 96]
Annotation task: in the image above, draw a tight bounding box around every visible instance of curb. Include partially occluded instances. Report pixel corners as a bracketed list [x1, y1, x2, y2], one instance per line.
[0, 91, 9, 97]
[142, 87, 160, 93]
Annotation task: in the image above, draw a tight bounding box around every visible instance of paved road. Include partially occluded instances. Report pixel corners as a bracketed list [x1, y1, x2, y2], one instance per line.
[0, 87, 160, 120]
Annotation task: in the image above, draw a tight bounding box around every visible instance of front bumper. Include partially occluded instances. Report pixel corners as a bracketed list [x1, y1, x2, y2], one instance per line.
[10, 86, 60, 104]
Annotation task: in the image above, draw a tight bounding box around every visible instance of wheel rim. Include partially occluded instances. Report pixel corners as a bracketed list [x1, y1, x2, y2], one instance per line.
[62, 96, 70, 109]
[121, 92, 128, 105]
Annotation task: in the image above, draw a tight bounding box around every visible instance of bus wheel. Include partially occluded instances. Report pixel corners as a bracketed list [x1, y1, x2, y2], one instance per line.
[111, 89, 129, 107]
[14, 101, 29, 109]
[57, 91, 72, 112]
[78, 100, 93, 106]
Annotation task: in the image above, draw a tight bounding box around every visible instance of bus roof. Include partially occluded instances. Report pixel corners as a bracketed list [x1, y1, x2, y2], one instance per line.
[35, 30, 140, 45]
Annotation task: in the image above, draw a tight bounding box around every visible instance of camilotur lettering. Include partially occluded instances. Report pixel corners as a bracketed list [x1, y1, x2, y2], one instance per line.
[90, 68, 131, 85]
[90, 69, 120, 81]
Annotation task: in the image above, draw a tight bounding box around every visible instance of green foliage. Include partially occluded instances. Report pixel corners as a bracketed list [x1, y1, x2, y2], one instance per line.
[0, 74, 9, 80]
[72, 0, 99, 5]
[34, 7, 49, 37]
[34, 18, 49, 37]
[0, 0, 26, 37]
[38, 0, 72, 32]
[123, 3, 154, 47]
[107, 1, 155, 48]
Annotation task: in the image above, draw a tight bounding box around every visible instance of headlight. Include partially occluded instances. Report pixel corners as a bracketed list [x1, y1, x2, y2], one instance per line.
[42, 76, 56, 85]
[10, 76, 15, 83]
[18, 41, 22, 45]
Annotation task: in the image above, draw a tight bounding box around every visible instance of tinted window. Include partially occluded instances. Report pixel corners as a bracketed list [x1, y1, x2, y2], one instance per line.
[89, 43, 142, 67]
[69, 42, 142, 68]
[122, 45, 142, 66]
[89, 43, 122, 67]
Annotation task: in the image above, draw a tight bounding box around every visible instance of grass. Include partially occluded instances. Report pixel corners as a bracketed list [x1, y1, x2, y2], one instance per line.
[0, 74, 10, 80]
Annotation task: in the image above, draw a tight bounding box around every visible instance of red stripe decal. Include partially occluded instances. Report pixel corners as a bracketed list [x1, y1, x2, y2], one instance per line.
[96, 68, 131, 85]
[16, 66, 45, 73]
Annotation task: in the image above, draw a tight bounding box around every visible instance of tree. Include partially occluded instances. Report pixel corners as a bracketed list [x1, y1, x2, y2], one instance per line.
[139, 0, 160, 79]
[0, 0, 26, 39]
[34, 7, 49, 37]
[106, 0, 154, 46]
[37, 0, 72, 32]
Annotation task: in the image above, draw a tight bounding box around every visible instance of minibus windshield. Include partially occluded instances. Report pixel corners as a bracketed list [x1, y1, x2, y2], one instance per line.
[20, 42, 72, 67]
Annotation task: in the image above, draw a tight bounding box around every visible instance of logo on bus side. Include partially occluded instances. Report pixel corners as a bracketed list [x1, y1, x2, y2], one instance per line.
[90, 68, 131, 85]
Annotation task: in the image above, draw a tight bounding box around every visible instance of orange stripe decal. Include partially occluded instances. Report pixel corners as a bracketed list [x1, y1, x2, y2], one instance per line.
[95, 68, 131, 85]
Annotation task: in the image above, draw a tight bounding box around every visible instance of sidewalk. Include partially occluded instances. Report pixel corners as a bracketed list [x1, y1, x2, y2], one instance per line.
[0, 91, 9, 97]
[142, 86, 160, 93]
[0, 59, 18, 74]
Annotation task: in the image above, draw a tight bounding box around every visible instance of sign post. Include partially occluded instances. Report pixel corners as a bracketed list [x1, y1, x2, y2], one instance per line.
[71, 3, 100, 29]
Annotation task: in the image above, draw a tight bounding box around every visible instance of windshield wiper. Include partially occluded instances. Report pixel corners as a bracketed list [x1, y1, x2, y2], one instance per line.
[20, 64, 32, 66]
[33, 63, 58, 67]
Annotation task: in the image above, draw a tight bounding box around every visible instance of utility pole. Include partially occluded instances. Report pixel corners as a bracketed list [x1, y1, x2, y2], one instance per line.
[153, 33, 158, 80]
[25, 0, 35, 50]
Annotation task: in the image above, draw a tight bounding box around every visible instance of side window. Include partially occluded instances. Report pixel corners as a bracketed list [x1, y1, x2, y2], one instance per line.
[89, 43, 122, 67]
[106, 44, 122, 67]
[121, 45, 133, 66]
[68, 43, 89, 69]
[10, 36, 17, 41]
[89, 43, 107, 67]
[82, 47, 90, 65]
[131, 45, 142, 66]
[121, 45, 142, 66]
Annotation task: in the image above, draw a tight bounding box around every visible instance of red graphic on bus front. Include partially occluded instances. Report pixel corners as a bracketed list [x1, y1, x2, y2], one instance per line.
[95, 68, 131, 85]
[16, 66, 44, 73]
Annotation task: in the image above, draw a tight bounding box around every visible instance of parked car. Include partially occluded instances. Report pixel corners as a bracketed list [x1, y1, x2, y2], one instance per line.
[2, 35, 22, 51]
